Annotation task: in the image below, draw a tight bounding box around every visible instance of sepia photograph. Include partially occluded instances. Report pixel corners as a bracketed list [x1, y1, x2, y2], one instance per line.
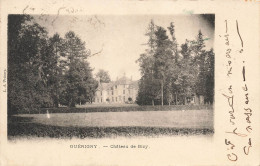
[1, 0, 260, 165]
[7, 14, 215, 140]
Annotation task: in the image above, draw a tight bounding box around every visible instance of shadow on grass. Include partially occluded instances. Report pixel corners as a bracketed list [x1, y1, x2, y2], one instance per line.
[8, 116, 214, 140]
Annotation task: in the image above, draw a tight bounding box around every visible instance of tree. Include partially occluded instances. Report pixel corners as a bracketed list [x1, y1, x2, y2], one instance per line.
[177, 30, 214, 105]
[175, 40, 198, 104]
[153, 26, 174, 106]
[8, 15, 100, 113]
[95, 69, 111, 83]
[136, 20, 160, 106]
[167, 22, 179, 63]
[8, 15, 30, 114]
[47, 33, 65, 107]
[136, 21, 215, 106]
[137, 21, 178, 106]
[192, 30, 207, 101]
[8, 15, 53, 113]
[204, 49, 214, 104]
[164, 22, 180, 105]
[60, 31, 97, 107]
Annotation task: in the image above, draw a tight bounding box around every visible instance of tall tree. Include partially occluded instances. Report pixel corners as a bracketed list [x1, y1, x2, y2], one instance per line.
[136, 53, 161, 105]
[47, 33, 65, 107]
[136, 21, 215, 106]
[153, 26, 174, 106]
[175, 40, 198, 104]
[204, 48, 214, 104]
[136, 20, 159, 106]
[167, 22, 179, 63]
[165, 22, 179, 105]
[8, 15, 53, 113]
[192, 30, 207, 101]
[8, 15, 99, 112]
[60, 31, 96, 107]
[95, 69, 111, 83]
[8, 15, 32, 114]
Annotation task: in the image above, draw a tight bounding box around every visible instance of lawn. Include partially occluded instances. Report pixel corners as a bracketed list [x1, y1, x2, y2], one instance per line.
[8, 109, 214, 139]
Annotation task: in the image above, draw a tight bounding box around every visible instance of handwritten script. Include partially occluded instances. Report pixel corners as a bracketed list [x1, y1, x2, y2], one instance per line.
[222, 20, 253, 162]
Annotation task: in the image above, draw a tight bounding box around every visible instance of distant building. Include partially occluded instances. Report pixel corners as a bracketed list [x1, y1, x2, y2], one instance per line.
[94, 76, 138, 104]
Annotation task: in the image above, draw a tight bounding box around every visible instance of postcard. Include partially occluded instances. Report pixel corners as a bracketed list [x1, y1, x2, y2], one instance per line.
[0, 0, 259, 165]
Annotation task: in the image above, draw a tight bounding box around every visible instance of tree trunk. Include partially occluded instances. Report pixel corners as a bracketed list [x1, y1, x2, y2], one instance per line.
[54, 99, 59, 108]
[175, 92, 178, 105]
[161, 80, 164, 106]
[168, 94, 171, 106]
[69, 98, 75, 107]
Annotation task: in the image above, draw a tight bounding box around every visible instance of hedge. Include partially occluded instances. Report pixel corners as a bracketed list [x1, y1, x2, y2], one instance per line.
[15, 104, 213, 114]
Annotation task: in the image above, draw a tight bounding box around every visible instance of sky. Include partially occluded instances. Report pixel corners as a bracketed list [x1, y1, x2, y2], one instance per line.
[34, 14, 214, 81]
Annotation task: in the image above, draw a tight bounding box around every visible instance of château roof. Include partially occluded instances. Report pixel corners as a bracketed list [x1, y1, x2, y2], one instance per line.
[97, 76, 138, 91]
[99, 82, 113, 91]
[129, 80, 138, 89]
[114, 76, 132, 85]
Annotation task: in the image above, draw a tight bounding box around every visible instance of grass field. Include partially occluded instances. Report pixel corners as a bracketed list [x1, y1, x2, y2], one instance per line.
[16, 110, 213, 128]
[8, 109, 214, 139]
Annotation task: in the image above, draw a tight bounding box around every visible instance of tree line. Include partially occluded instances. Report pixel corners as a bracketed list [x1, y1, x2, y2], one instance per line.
[136, 20, 214, 106]
[8, 15, 98, 114]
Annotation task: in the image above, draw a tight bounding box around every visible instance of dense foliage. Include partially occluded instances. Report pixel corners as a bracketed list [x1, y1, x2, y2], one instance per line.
[95, 69, 111, 83]
[136, 20, 214, 105]
[8, 15, 97, 114]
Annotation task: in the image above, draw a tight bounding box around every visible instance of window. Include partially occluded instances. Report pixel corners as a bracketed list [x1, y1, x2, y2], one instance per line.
[115, 85, 117, 89]
[116, 97, 117, 102]
[123, 96, 125, 102]
[101, 98, 102, 103]
[123, 90, 125, 94]
[97, 98, 99, 103]
[101, 91, 102, 96]
[119, 96, 121, 101]
[112, 91, 114, 95]
[112, 97, 114, 102]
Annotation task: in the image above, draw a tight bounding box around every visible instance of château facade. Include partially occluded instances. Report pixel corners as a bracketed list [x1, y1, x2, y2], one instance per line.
[94, 76, 138, 104]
